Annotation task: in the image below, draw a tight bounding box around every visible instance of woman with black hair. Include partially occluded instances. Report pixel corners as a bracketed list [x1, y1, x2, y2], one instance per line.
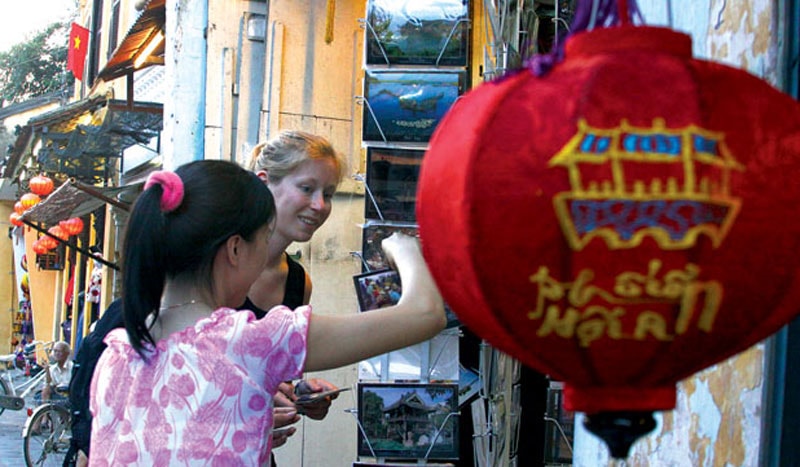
[89, 159, 445, 465]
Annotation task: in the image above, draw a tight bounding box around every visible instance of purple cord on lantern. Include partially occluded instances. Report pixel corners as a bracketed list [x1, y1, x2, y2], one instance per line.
[524, 0, 644, 77]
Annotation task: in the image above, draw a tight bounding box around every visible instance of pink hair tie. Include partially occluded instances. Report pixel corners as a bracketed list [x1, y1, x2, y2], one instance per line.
[144, 171, 185, 213]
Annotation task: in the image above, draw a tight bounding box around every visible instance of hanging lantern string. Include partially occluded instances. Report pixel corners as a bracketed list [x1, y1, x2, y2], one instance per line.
[18, 218, 119, 271]
[618, 0, 630, 26]
[526, 0, 644, 77]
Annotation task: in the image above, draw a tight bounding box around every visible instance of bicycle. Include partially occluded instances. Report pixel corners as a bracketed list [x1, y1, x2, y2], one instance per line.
[0, 341, 51, 415]
[22, 387, 72, 467]
[0, 341, 73, 466]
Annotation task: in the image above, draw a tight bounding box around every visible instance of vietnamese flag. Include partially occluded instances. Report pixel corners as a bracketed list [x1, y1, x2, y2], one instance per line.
[67, 22, 90, 81]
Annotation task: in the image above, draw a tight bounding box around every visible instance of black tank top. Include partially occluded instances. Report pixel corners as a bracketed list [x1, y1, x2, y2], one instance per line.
[239, 253, 306, 318]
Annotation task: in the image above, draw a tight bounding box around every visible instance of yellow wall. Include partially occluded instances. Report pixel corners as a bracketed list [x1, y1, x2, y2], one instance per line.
[259, 0, 364, 194]
[23, 227, 59, 347]
[0, 205, 17, 353]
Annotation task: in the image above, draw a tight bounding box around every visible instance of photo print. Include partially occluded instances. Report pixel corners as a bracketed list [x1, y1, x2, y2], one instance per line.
[357, 383, 459, 460]
[359, 222, 460, 328]
[361, 223, 419, 272]
[365, 147, 425, 222]
[365, 0, 470, 66]
[354, 269, 403, 312]
[361, 70, 466, 143]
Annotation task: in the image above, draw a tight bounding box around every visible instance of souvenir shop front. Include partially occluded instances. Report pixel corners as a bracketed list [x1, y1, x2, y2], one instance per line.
[5, 94, 161, 353]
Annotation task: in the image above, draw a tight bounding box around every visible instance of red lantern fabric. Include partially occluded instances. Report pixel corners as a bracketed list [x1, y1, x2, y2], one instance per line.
[38, 234, 58, 251]
[417, 26, 800, 414]
[59, 217, 84, 236]
[20, 193, 41, 210]
[32, 240, 49, 255]
[29, 175, 54, 196]
[9, 212, 23, 227]
[14, 201, 25, 215]
[47, 225, 69, 241]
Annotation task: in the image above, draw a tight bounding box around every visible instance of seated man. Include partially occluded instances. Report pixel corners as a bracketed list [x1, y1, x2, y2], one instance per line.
[37, 341, 73, 404]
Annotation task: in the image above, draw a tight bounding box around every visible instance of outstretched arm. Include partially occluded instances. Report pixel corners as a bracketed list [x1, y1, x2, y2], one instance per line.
[304, 233, 445, 372]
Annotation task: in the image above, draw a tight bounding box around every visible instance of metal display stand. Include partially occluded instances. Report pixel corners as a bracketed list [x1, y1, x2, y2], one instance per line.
[469, 342, 523, 467]
[347, 407, 460, 465]
[354, 170, 461, 465]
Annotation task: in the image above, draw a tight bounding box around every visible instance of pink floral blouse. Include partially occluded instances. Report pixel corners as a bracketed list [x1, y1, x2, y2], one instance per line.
[89, 306, 310, 466]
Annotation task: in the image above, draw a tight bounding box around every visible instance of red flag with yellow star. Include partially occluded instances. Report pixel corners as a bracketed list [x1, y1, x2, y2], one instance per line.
[67, 22, 89, 81]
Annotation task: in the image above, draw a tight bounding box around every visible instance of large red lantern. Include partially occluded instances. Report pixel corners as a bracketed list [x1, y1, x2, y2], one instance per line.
[29, 175, 54, 196]
[20, 193, 41, 210]
[417, 2, 800, 459]
[9, 212, 23, 227]
[59, 217, 84, 236]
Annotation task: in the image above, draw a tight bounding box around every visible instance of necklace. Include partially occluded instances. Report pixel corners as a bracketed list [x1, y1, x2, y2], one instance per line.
[159, 300, 199, 311]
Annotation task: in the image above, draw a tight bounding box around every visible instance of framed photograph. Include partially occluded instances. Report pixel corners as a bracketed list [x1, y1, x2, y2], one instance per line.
[365, 147, 425, 222]
[357, 382, 459, 460]
[361, 70, 466, 143]
[365, 0, 470, 66]
[354, 269, 403, 312]
[361, 223, 419, 272]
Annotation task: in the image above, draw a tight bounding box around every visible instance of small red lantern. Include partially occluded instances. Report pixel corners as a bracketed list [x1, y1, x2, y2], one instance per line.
[59, 217, 84, 236]
[9, 212, 23, 227]
[38, 234, 58, 251]
[19, 193, 41, 210]
[14, 201, 26, 215]
[29, 175, 54, 196]
[31, 240, 49, 255]
[47, 225, 69, 241]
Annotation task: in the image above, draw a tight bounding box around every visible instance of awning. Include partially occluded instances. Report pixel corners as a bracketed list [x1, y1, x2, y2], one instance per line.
[19, 178, 141, 225]
[17, 179, 143, 271]
[97, 0, 166, 82]
[3, 95, 162, 185]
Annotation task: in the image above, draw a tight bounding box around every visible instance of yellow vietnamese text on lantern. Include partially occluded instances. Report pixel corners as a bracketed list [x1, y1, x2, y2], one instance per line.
[527, 259, 722, 347]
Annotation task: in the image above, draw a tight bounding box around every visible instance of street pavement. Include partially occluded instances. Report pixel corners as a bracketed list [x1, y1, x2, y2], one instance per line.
[0, 404, 28, 466]
[0, 372, 38, 467]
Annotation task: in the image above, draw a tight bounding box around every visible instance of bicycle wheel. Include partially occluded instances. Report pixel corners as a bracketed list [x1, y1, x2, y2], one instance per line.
[0, 376, 9, 416]
[23, 403, 71, 467]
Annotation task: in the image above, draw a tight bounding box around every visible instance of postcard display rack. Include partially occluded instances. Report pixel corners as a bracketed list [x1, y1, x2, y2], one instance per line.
[353, 1, 583, 465]
[351, 1, 475, 465]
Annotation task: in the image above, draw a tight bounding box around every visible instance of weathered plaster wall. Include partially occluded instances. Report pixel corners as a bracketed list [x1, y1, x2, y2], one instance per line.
[573, 1, 781, 465]
[261, 0, 364, 194]
[575, 346, 765, 466]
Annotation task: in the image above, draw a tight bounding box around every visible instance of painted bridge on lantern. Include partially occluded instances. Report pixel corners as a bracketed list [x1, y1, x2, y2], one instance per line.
[549, 118, 744, 251]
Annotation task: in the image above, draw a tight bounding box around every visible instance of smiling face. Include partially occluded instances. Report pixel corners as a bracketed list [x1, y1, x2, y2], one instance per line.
[268, 158, 339, 243]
